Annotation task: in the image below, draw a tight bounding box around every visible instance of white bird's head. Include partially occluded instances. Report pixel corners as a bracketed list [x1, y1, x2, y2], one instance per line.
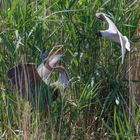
[96, 13, 106, 21]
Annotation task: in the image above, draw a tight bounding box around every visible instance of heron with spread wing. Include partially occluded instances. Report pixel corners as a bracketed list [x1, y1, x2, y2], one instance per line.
[7, 46, 68, 116]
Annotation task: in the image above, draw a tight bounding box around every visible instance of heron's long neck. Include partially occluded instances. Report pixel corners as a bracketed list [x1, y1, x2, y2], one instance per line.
[53, 66, 68, 78]
[44, 60, 68, 81]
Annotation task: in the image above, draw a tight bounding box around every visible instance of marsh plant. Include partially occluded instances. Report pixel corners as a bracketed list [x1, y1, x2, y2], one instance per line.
[0, 0, 140, 139]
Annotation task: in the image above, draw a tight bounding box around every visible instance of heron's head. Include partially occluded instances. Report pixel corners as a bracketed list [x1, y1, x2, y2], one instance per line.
[41, 46, 68, 91]
[43, 45, 63, 69]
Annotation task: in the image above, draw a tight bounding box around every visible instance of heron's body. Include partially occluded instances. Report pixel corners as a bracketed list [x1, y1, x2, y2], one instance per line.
[7, 64, 60, 115]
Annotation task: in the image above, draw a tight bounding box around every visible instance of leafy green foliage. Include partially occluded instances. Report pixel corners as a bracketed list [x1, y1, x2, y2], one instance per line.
[0, 0, 140, 139]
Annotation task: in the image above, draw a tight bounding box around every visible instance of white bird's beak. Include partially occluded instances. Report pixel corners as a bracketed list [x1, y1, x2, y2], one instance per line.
[96, 12, 130, 64]
[95, 13, 105, 21]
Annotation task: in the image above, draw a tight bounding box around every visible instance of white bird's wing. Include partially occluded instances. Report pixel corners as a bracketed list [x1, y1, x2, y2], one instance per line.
[118, 32, 126, 64]
[123, 36, 130, 51]
[96, 12, 130, 64]
[103, 14, 118, 34]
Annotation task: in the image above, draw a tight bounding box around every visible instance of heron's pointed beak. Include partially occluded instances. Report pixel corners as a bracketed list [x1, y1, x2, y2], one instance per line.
[44, 45, 63, 68]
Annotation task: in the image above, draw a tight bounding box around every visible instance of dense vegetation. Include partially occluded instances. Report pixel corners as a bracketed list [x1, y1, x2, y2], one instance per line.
[0, 0, 140, 139]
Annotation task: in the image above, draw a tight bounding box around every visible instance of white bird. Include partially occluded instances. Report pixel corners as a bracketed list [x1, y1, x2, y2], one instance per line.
[96, 12, 130, 64]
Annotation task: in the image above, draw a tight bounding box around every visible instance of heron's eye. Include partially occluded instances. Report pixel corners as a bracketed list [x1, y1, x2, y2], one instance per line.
[41, 52, 48, 60]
